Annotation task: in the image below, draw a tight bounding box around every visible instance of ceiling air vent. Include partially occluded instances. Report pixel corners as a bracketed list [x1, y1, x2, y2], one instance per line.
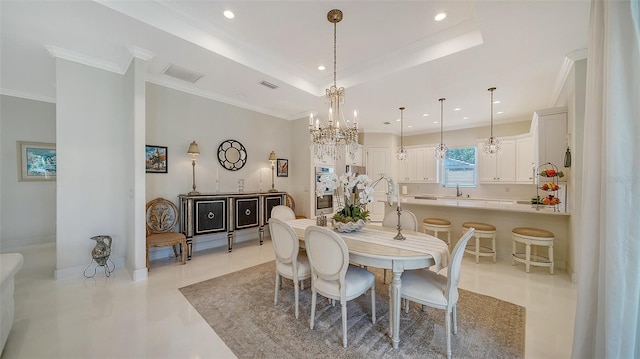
[259, 80, 278, 90]
[162, 64, 204, 83]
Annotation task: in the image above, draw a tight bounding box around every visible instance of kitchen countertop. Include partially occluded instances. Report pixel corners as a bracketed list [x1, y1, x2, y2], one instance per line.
[392, 195, 570, 216]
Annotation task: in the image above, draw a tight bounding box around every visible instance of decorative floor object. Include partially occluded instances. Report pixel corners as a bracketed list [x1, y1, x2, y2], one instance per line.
[180, 261, 525, 358]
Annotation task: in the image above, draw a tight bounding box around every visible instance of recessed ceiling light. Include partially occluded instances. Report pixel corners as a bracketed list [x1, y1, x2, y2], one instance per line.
[497, 111, 504, 114]
[433, 121, 439, 124]
[422, 113, 429, 117]
[493, 100, 501, 104]
[396, 119, 401, 122]
[408, 125, 413, 128]
[317, 65, 325, 71]
[223, 10, 235, 19]
[463, 116, 469, 120]
[434, 12, 447, 21]
[453, 107, 461, 111]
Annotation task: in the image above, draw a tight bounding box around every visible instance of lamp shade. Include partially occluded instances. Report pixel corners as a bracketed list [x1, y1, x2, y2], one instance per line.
[187, 141, 200, 155]
[268, 151, 277, 161]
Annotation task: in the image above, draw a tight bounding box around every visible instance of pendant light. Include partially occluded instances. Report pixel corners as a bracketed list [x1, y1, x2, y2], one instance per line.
[482, 87, 501, 154]
[435, 98, 448, 159]
[396, 107, 407, 161]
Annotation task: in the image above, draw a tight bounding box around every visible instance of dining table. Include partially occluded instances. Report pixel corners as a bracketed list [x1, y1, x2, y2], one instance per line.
[286, 218, 450, 349]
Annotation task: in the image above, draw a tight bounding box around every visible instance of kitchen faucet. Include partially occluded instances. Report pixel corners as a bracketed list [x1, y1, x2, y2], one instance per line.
[456, 183, 462, 197]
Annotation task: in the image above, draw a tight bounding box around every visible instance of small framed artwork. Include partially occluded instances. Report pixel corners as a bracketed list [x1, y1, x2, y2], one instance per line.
[277, 158, 288, 177]
[146, 145, 168, 173]
[17, 141, 57, 181]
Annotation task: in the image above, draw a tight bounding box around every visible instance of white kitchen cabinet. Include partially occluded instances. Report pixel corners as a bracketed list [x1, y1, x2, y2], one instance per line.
[398, 146, 438, 183]
[478, 139, 516, 183]
[345, 144, 364, 166]
[516, 135, 536, 183]
[534, 108, 567, 170]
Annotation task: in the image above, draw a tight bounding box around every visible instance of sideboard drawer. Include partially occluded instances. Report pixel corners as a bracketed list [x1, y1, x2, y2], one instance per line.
[235, 197, 259, 229]
[195, 199, 227, 234]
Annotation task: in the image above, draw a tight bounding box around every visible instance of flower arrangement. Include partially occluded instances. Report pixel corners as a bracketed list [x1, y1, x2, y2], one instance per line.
[316, 171, 395, 224]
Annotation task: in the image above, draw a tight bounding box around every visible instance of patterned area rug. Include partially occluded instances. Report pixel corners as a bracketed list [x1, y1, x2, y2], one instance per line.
[179, 261, 525, 358]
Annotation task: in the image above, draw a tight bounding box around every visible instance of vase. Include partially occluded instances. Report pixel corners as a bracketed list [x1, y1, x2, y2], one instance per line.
[333, 219, 367, 233]
[91, 235, 112, 266]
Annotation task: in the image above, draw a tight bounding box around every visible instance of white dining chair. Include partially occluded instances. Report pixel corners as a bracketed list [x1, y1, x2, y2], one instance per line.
[382, 209, 418, 231]
[382, 210, 419, 283]
[270, 205, 296, 221]
[304, 225, 376, 348]
[268, 218, 311, 319]
[400, 228, 476, 359]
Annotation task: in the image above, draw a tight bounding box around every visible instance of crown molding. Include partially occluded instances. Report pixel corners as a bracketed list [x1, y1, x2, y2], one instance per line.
[550, 48, 588, 106]
[45, 46, 126, 74]
[0, 88, 56, 103]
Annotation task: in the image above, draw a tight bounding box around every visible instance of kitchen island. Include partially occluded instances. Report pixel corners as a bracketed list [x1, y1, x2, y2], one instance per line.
[384, 195, 570, 271]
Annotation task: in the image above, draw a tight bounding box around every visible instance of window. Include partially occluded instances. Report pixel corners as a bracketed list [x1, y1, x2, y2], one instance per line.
[442, 147, 477, 187]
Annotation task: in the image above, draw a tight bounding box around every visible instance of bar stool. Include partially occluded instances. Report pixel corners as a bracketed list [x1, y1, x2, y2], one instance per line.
[511, 227, 554, 274]
[462, 222, 497, 263]
[423, 218, 451, 247]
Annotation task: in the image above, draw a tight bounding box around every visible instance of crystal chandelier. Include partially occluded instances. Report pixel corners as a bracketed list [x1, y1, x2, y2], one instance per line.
[435, 98, 448, 159]
[396, 107, 407, 161]
[482, 87, 501, 154]
[309, 9, 359, 161]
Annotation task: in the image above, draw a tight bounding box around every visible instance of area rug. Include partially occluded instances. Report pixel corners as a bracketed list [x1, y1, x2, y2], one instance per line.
[179, 261, 525, 358]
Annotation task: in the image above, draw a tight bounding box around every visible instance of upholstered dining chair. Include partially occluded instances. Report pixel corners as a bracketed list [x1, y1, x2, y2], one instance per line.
[381, 210, 419, 283]
[145, 198, 187, 269]
[400, 228, 476, 359]
[382, 209, 419, 231]
[268, 218, 311, 319]
[304, 226, 376, 348]
[270, 205, 296, 221]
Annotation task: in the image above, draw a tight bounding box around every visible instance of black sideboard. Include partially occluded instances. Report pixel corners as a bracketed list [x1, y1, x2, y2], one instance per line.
[178, 192, 286, 257]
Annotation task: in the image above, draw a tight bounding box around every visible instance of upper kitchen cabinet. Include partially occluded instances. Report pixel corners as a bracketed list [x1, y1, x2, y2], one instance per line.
[515, 134, 536, 183]
[398, 146, 439, 183]
[534, 108, 568, 172]
[478, 139, 516, 183]
[345, 144, 364, 166]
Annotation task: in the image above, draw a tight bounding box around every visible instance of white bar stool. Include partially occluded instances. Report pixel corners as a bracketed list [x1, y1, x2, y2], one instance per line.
[462, 222, 497, 263]
[511, 227, 554, 274]
[422, 218, 451, 247]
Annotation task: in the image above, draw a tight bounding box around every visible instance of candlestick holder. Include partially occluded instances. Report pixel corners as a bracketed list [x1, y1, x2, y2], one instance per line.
[393, 205, 406, 240]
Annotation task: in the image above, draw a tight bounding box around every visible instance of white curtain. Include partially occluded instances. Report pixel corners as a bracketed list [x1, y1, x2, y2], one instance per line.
[572, 1, 640, 358]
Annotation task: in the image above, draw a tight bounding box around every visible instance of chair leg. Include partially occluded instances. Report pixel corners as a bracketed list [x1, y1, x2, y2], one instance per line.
[445, 309, 452, 359]
[310, 289, 316, 330]
[294, 278, 300, 319]
[452, 304, 458, 335]
[146, 245, 150, 269]
[383, 269, 388, 284]
[475, 235, 480, 263]
[512, 239, 517, 265]
[492, 234, 497, 263]
[525, 243, 531, 272]
[341, 299, 348, 348]
[549, 244, 554, 275]
[181, 242, 187, 264]
[370, 283, 376, 323]
[274, 271, 280, 305]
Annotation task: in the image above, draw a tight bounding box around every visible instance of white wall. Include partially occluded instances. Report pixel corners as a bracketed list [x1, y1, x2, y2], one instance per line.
[55, 59, 131, 278]
[0, 95, 56, 250]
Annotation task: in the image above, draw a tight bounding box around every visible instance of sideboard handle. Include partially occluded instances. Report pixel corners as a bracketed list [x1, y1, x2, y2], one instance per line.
[245, 209, 251, 216]
[207, 212, 215, 219]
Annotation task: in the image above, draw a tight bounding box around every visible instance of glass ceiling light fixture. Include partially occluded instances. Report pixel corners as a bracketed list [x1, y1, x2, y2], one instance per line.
[396, 107, 407, 161]
[435, 98, 448, 159]
[309, 9, 359, 161]
[482, 87, 501, 154]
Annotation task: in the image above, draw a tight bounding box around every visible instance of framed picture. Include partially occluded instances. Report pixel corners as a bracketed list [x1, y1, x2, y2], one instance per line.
[17, 141, 57, 182]
[277, 158, 288, 177]
[146, 145, 168, 173]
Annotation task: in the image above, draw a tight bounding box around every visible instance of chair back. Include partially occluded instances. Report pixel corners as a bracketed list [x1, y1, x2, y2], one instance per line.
[382, 210, 418, 231]
[268, 218, 300, 265]
[445, 228, 475, 305]
[271, 205, 296, 221]
[304, 226, 349, 283]
[146, 198, 179, 234]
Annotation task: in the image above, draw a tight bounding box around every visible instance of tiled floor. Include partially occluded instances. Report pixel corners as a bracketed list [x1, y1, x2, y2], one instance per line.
[3, 238, 576, 358]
